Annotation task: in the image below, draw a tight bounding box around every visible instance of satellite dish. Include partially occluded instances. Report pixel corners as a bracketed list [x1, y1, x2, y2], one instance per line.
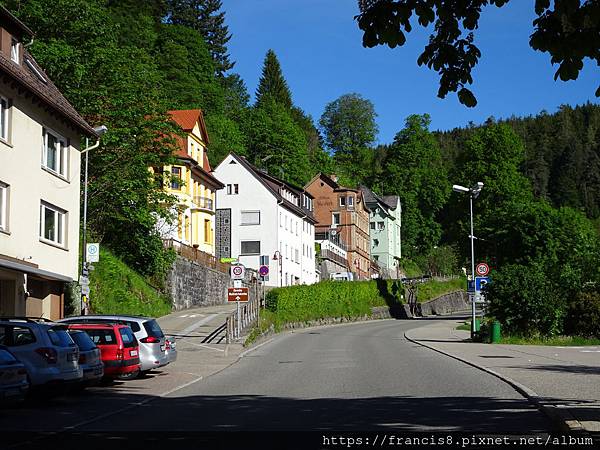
[330, 229, 337, 236]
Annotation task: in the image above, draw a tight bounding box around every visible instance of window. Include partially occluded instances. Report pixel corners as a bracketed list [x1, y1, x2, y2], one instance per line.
[204, 219, 211, 243]
[10, 38, 19, 64]
[240, 240, 260, 255]
[332, 213, 340, 227]
[0, 97, 9, 141]
[40, 202, 66, 246]
[42, 129, 67, 177]
[378, 221, 385, 230]
[370, 222, 376, 230]
[234, 184, 239, 194]
[280, 212, 283, 227]
[339, 196, 346, 207]
[0, 182, 8, 232]
[241, 211, 260, 225]
[348, 196, 354, 208]
[295, 249, 299, 263]
[296, 222, 299, 235]
[170, 166, 182, 190]
[227, 184, 232, 195]
[285, 244, 288, 259]
[285, 215, 288, 230]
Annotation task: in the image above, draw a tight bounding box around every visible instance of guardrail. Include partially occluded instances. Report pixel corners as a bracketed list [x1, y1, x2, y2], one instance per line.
[225, 291, 260, 343]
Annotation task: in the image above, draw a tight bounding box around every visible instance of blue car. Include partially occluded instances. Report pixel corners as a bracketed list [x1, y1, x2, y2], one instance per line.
[0, 346, 29, 404]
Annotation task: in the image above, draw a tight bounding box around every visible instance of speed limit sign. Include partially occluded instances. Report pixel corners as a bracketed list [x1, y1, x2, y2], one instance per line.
[231, 264, 245, 280]
[476, 262, 489, 277]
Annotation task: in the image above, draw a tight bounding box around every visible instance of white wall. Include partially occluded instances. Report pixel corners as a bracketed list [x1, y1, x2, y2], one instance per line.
[276, 206, 316, 286]
[0, 82, 81, 281]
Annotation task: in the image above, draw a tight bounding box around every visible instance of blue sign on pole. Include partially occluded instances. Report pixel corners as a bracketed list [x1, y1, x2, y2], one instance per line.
[475, 276, 490, 292]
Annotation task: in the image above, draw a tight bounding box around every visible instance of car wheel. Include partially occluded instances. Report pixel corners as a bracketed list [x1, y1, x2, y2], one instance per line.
[116, 369, 140, 381]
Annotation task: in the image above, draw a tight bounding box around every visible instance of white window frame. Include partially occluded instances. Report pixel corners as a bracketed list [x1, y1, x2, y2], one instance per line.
[240, 240, 260, 255]
[339, 196, 346, 207]
[241, 210, 260, 225]
[41, 128, 68, 178]
[0, 182, 8, 232]
[332, 212, 340, 227]
[0, 96, 10, 142]
[39, 202, 66, 247]
[10, 38, 19, 64]
[348, 195, 354, 208]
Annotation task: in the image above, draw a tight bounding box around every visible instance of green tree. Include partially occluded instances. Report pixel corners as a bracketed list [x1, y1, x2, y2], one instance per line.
[356, 1, 600, 106]
[319, 93, 378, 185]
[167, 0, 234, 75]
[383, 114, 450, 255]
[255, 49, 293, 109]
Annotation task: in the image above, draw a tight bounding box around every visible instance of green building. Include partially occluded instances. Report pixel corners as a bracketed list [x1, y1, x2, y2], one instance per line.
[360, 186, 402, 279]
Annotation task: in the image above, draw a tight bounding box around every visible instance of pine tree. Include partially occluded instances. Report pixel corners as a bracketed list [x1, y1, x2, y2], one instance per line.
[168, 0, 234, 76]
[255, 49, 292, 109]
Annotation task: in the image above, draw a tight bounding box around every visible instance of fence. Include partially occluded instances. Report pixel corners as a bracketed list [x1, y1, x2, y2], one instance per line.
[225, 284, 261, 343]
[163, 239, 230, 274]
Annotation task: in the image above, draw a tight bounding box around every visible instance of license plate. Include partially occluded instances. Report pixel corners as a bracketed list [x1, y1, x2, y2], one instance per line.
[67, 353, 77, 362]
[129, 350, 138, 357]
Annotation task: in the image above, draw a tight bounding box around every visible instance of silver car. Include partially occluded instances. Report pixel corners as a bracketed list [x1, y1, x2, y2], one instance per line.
[0, 318, 82, 387]
[59, 315, 175, 373]
[67, 330, 104, 386]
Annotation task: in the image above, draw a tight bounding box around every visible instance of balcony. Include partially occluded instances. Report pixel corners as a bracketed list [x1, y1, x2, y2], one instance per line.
[320, 248, 349, 268]
[315, 231, 348, 252]
[192, 196, 214, 212]
[163, 239, 229, 274]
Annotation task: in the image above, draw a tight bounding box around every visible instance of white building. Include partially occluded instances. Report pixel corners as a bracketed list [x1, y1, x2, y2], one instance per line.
[0, 8, 97, 319]
[214, 153, 316, 287]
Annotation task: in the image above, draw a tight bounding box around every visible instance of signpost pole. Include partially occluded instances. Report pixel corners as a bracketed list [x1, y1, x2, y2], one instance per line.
[470, 194, 476, 339]
[236, 300, 240, 337]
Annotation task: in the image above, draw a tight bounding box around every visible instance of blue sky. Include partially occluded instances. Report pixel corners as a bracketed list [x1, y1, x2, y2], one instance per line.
[221, 0, 598, 144]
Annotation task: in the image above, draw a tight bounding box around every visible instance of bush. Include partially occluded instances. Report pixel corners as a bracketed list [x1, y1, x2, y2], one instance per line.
[565, 290, 600, 338]
[487, 262, 567, 337]
[265, 280, 402, 323]
[424, 245, 459, 276]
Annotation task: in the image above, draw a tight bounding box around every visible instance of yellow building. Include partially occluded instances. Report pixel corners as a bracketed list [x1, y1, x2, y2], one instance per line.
[157, 110, 224, 256]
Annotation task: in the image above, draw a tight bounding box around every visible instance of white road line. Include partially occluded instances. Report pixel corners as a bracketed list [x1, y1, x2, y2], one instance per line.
[180, 313, 220, 336]
[240, 338, 274, 358]
[182, 339, 226, 352]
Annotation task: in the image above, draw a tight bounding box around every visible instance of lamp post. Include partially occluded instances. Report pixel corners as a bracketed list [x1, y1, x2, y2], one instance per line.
[272, 250, 283, 287]
[452, 182, 484, 339]
[80, 125, 108, 315]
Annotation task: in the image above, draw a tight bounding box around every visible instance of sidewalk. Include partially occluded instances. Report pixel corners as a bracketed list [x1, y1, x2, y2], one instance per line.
[405, 318, 600, 435]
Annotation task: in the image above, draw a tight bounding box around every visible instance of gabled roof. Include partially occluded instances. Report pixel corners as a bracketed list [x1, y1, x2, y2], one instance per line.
[223, 152, 316, 222]
[306, 173, 370, 212]
[382, 195, 400, 210]
[360, 185, 399, 213]
[168, 109, 210, 145]
[0, 7, 33, 37]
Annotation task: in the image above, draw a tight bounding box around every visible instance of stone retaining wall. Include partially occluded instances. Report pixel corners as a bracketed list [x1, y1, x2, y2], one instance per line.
[417, 290, 469, 316]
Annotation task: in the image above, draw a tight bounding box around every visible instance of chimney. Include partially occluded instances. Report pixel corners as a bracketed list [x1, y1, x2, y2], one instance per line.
[330, 174, 338, 183]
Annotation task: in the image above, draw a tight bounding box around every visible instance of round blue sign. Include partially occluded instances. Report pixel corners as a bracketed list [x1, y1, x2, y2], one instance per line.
[259, 265, 269, 276]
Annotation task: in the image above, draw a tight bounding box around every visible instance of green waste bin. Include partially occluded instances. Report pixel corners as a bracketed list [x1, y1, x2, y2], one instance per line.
[474, 319, 481, 332]
[491, 321, 501, 343]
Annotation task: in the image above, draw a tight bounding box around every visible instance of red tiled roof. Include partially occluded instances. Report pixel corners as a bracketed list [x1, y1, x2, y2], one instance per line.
[168, 109, 201, 131]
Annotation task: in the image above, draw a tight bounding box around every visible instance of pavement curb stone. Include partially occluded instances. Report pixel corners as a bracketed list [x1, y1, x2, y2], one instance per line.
[404, 327, 588, 436]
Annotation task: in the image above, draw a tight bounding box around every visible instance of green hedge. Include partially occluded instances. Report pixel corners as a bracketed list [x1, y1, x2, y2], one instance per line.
[265, 279, 403, 323]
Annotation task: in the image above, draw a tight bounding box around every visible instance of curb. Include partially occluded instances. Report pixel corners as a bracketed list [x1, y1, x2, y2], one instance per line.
[404, 327, 587, 435]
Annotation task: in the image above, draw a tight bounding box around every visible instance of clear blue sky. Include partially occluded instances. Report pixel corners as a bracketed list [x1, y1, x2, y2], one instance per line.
[221, 0, 598, 145]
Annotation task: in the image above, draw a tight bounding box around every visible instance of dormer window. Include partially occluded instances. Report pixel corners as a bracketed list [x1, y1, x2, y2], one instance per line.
[10, 38, 19, 64]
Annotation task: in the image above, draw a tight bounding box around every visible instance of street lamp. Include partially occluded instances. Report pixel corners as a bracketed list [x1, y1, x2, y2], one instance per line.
[80, 125, 108, 314]
[452, 182, 484, 338]
[272, 250, 283, 287]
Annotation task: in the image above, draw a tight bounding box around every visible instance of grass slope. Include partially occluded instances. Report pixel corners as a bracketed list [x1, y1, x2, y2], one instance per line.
[89, 248, 172, 317]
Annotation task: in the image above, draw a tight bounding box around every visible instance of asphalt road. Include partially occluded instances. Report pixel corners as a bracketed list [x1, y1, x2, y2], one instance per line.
[77, 319, 550, 433]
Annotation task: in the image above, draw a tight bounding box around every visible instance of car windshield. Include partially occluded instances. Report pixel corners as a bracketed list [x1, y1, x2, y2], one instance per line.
[85, 329, 117, 345]
[118, 327, 137, 348]
[143, 320, 164, 338]
[47, 327, 75, 347]
[0, 348, 17, 364]
[68, 331, 96, 351]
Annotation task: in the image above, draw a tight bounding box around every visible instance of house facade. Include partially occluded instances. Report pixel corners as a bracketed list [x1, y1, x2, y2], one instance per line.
[0, 8, 97, 319]
[361, 186, 402, 279]
[305, 174, 371, 280]
[214, 153, 317, 287]
[154, 109, 224, 256]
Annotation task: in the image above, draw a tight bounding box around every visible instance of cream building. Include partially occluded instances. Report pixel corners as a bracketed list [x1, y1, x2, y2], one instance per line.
[0, 8, 97, 319]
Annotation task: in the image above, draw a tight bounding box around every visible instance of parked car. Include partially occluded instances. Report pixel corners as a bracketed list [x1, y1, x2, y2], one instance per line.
[0, 318, 82, 388]
[60, 315, 174, 374]
[67, 330, 104, 387]
[67, 323, 140, 380]
[165, 336, 177, 364]
[0, 346, 28, 403]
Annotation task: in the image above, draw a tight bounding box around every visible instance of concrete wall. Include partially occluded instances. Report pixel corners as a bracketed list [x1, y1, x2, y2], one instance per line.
[418, 290, 470, 316]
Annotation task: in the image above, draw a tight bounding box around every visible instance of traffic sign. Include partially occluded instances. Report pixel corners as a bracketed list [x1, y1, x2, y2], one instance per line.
[475, 262, 489, 276]
[79, 276, 90, 286]
[86, 243, 100, 263]
[231, 264, 245, 280]
[227, 287, 249, 302]
[81, 285, 90, 296]
[220, 257, 237, 263]
[475, 276, 490, 292]
[259, 265, 269, 277]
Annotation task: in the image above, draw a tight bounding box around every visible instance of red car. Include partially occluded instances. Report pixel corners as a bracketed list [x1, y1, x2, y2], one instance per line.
[67, 324, 140, 380]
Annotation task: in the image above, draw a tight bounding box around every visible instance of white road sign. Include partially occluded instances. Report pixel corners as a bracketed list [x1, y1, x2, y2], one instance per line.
[86, 243, 100, 263]
[231, 264, 245, 280]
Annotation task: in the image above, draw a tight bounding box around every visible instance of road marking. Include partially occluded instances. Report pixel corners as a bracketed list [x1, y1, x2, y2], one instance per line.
[580, 350, 600, 353]
[182, 339, 226, 352]
[180, 313, 220, 336]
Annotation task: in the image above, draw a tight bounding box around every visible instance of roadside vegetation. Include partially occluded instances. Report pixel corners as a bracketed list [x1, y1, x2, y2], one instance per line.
[88, 248, 172, 317]
[417, 277, 465, 303]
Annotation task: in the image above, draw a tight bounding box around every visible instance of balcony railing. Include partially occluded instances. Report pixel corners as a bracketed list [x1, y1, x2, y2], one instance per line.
[163, 239, 229, 274]
[315, 231, 348, 251]
[319, 249, 349, 268]
[192, 196, 214, 211]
